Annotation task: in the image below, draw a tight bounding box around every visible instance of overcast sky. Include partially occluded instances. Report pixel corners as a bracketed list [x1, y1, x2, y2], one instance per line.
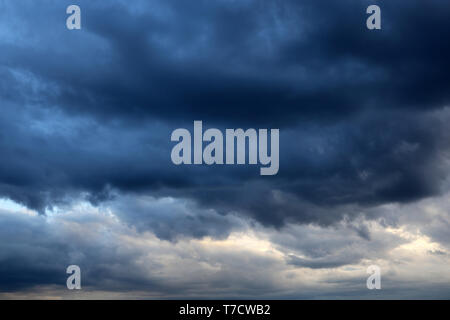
[0, 0, 449, 299]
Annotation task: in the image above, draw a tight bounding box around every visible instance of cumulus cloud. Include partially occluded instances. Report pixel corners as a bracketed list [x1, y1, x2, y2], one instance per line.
[1, 195, 450, 299]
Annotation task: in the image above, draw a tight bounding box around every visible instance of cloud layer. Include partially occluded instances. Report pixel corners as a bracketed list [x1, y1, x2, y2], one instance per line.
[0, 0, 450, 298]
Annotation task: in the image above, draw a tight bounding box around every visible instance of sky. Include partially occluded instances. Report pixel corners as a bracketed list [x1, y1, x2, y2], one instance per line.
[0, 0, 449, 299]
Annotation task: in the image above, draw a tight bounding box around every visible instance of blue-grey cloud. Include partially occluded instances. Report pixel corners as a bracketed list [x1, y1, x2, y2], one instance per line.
[1, 0, 450, 298]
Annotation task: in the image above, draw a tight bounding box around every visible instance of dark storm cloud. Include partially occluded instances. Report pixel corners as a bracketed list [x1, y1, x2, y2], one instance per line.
[287, 254, 362, 269]
[0, 208, 171, 293]
[0, 0, 450, 229]
[110, 195, 246, 241]
[2, 202, 448, 298]
[0, 207, 296, 297]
